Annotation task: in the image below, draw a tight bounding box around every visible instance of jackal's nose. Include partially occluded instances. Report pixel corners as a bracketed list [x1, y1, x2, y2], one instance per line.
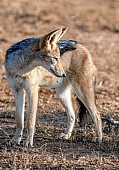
[62, 73, 66, 77]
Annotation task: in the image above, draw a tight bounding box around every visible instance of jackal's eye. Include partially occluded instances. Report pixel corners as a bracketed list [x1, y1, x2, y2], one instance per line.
[51, 57, 58, 65]
[54, 57, 58, 61]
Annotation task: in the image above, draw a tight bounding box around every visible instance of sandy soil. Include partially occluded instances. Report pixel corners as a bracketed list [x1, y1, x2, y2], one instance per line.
[0, 0, 119, 169]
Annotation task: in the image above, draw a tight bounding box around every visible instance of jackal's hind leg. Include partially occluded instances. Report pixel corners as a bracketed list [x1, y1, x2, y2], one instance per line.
[56, 84, 75, 139]
[26, 85, 39, 147]
[11, 88, 26, 145]
[72, 81, 102, 143]
[88, 106, 102, 143]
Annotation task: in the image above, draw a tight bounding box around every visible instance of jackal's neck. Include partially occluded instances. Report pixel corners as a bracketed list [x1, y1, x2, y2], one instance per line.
[5, 50, 44, 76]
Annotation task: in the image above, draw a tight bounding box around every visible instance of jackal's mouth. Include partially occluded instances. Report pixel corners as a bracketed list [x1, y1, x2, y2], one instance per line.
[50, 67, 66, 77]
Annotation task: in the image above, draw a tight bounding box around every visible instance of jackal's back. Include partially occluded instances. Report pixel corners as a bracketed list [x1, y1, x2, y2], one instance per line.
[6, 38, 40, 57]
[6, 39, 78, 58]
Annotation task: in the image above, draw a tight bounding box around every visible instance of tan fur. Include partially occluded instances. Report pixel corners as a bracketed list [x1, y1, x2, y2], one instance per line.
[5, 32, 102, 146]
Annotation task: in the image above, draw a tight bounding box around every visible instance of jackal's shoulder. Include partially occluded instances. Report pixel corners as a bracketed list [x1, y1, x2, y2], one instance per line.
[6, 38, 40, 57]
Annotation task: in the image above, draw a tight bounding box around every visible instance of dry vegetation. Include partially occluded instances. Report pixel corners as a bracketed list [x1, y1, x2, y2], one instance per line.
[0, 0, 119, 169]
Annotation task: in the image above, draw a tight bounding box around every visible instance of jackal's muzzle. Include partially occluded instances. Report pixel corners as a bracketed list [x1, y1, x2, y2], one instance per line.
[50, 66, 66, 77]
[50, 59, 66, 77]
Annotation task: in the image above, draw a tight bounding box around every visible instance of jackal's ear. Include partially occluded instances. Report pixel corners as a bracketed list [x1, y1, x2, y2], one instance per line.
[40, 28, 68, 50]
[57, 27, 68, 40]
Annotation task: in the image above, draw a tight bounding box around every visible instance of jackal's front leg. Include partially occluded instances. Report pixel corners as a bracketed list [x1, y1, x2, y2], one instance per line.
[26, 85, 39, 147]
[56, 84, 75, 140]
[11, 88, 25, 145]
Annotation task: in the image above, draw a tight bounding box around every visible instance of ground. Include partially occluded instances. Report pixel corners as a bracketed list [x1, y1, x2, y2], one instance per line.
[0, 0, 119, 169]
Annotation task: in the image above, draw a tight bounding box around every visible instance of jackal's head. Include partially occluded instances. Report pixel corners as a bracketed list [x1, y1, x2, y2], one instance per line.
[38, 28, 68, 77]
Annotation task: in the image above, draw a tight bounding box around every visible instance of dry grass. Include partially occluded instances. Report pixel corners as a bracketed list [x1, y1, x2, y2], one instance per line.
[0, 0, 119, 169]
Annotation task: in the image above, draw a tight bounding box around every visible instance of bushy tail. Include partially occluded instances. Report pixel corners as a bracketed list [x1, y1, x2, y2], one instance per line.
[77, 98, 92, 126]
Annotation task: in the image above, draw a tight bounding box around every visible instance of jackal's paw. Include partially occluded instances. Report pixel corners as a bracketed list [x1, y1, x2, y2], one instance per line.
[92, 137, 102, 143]
[60, 133, 71, 140]
[25, 138, 33, 147]
[10, 137, 21, 145]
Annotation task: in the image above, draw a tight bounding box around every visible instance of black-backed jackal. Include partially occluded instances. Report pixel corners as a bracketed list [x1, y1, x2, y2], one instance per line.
[5, 28, 102, 146]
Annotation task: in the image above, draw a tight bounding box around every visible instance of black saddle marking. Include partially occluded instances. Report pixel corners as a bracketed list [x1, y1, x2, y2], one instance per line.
[6, 38, 38, 56]
[58, 40, 79, 55]
[6, 38, 80, 58]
